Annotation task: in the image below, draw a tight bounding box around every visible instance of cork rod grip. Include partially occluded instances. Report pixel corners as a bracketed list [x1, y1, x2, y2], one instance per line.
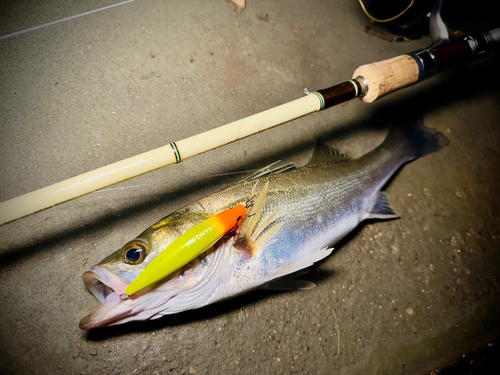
[353, 55, 419, 103]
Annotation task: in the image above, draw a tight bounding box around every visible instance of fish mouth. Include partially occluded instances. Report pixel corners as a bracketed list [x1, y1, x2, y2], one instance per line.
[79, 267, 133, 330]
[82, 266, 130, 304]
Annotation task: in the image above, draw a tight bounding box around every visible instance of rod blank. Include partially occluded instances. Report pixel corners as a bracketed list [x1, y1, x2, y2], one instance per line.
[0, 94, 322, 225]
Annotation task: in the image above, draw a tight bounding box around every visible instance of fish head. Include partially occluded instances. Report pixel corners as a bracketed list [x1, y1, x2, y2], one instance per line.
[79, 207, 221, 330]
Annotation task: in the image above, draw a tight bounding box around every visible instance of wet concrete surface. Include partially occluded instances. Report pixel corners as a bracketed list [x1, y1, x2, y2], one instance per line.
[1, 0, 499, 374]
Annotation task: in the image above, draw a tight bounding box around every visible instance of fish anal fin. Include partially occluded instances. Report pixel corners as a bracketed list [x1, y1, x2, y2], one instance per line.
[307, 140, 350, 165]
[367, 191, 399, 219]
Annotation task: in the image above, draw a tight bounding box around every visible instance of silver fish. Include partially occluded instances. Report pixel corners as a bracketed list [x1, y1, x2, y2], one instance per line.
[79, 120, 448, 329]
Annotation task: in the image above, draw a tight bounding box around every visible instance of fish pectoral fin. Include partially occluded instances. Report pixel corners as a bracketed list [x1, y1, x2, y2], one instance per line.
[307, 140, 350, 165]
[261, 277, 317, 291]
[239, 181, 268, 240]
[367, 191, 399, 219]
[235, 219, 283, 258]
[235, 181, 283, 257]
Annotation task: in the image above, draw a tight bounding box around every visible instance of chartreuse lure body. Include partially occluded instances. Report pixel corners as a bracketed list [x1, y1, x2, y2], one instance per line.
[125, 204, 247, 296]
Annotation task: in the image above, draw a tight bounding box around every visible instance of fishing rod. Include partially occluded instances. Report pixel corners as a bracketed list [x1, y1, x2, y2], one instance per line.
[0, 26, 499, 226]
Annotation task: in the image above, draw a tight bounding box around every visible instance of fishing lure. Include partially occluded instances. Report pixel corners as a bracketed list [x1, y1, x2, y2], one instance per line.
[124, 204, 247, 296]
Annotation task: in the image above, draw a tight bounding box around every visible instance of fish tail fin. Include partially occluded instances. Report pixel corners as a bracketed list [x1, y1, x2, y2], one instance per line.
[383, 117, 449, 162]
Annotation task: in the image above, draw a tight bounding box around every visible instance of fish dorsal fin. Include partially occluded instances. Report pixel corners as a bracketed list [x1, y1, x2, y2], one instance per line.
[307, 141, 349, 165]
[238, 162, 296, 183]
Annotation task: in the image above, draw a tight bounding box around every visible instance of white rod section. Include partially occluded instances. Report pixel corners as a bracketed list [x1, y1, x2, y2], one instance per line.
[0, 93, 321, 225]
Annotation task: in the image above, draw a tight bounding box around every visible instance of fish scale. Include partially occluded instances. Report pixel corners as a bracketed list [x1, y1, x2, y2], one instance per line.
[79, 120, 448, 329]
[184, 159, 391, 304]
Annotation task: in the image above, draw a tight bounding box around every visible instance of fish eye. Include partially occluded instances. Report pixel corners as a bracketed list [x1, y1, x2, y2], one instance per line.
[121, 240, 147, 264]
[126, 248, 142, 262]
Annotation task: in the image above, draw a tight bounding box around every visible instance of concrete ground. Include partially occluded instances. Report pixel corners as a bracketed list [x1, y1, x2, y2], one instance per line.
[1, 0, 499, 374]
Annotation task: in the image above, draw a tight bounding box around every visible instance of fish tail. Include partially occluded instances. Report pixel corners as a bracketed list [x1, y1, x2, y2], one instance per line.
[383, 117, 449, 161]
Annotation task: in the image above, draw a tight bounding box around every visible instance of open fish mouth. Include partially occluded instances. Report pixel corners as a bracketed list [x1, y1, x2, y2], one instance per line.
[82, 266, 130, 304]
[80, 267, 133, 330]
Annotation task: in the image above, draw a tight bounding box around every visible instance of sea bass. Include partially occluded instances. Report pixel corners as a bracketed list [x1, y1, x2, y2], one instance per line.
[80, 120, 448, 330]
